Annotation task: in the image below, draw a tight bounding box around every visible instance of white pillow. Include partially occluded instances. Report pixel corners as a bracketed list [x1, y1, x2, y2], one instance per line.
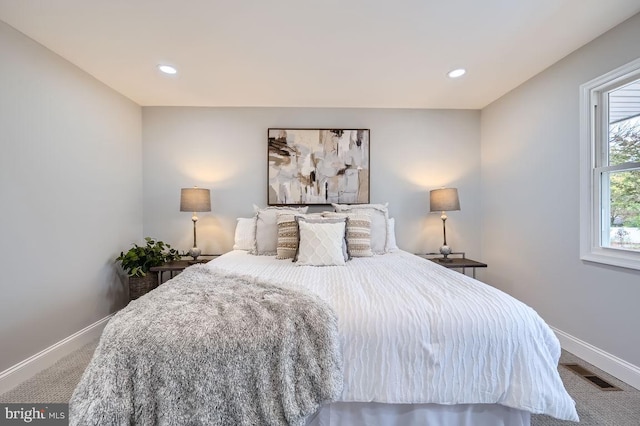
[233, 217, 256, 251]
[296, 221, 347, 266]
[332, 203, 389, 254]
[387, 217, 399, 252]
[295, 216, 349, 261]
[253, 206, 309, 255]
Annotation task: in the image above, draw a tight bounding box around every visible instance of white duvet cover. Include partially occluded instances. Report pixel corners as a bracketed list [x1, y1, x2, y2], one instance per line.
[207, 250, 578, 421]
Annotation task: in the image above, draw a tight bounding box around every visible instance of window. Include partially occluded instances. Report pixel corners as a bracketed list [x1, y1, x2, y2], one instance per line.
[580, 57, 640, 270]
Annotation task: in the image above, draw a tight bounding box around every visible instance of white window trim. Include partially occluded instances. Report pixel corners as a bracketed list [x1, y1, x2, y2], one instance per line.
[580, 57, 640, 271]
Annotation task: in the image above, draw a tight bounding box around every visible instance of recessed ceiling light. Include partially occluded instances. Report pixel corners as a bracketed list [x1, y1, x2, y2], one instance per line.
[447, 68, 466, 78]
[158, 64, 177, 75]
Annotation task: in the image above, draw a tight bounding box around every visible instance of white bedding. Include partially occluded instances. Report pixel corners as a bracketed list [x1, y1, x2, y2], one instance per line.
[207, 250, 578, 421]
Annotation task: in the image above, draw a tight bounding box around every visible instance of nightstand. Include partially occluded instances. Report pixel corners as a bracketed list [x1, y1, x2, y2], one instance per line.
[416, 252, 487, 278]
[150, 255, 220, 285]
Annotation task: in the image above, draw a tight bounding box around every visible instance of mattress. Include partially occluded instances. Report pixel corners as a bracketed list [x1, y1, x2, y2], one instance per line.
[207, 250, 578, 422]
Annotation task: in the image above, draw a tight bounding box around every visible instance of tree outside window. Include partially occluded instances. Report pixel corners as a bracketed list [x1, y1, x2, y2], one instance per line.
[607, 106, 640, 250]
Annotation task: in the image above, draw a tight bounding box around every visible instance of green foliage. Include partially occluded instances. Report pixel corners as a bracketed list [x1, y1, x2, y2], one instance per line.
[609, 120, 640, 227]
[116, 237, 182, 277]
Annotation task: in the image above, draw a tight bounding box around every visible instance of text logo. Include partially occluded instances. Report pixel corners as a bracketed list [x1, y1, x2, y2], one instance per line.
[1, 404, 67, 425]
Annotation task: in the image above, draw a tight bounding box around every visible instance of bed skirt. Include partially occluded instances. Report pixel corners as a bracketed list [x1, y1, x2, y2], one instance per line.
[305, 402, 531, 426]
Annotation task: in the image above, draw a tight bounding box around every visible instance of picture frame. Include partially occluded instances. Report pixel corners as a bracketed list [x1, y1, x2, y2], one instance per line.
[268, 128, 370, 206]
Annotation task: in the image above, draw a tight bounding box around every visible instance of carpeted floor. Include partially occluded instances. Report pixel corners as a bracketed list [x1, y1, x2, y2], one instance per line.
[532, 350, 640, 425]
[0, 340, 98, 404]
[1, 340, 639, 425]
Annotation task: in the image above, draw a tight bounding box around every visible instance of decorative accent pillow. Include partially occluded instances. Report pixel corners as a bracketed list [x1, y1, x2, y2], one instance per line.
[295, 220, 347, 266]
[294, 216, 349, 261]
[276, 213, 300, 259]
[233, 217, 256, 251]
[252, 206, 308, 255]
[323, 212, 373, 257]
[387, 217, 399, 252]
[276, 213, 325, 259]
[332, 203, 389, 254]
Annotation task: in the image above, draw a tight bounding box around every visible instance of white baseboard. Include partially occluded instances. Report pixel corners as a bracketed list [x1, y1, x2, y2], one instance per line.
[552, 326, 640, 390]
[0, 315, 112, 395]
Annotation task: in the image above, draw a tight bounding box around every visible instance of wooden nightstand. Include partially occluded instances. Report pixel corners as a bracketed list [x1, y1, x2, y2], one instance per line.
[416, 252, 487, 278]
[150, 255, 220, 285]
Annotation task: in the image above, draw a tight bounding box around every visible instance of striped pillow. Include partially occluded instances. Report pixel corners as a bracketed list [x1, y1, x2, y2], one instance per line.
[276, 213, 300, 259]
[276, 213, 325, 259]
[332, 203, 389, 254]
[345, 215, 374, 257]
[323, 212, 373, 257]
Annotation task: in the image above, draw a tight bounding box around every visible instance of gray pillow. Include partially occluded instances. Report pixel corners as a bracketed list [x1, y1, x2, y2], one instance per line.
[252, 206, 308, 255]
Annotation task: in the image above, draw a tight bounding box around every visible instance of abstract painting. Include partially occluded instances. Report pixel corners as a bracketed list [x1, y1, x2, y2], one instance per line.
[268, 128, 370, 205]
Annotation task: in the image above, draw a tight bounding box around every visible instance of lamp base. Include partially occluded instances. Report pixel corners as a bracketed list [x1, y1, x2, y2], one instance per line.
[439, 245, 452, 263]
[188, 247, 201, 260]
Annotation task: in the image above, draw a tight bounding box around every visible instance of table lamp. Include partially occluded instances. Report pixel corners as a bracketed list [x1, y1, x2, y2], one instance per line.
[180, 187, 211, 260]
[429, 188, 460, 263]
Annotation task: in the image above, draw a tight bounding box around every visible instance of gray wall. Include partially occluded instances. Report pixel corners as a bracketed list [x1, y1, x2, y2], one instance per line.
[480, 13, 640, 366]
[0, 21, 142, 372]
[142, 107, 481, 260]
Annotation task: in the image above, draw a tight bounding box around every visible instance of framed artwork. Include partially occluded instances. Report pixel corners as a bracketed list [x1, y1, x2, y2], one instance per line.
[268, 128, 370, 205]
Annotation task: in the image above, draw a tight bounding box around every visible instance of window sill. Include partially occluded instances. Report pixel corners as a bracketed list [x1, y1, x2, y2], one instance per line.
[581, 248, 640, 271]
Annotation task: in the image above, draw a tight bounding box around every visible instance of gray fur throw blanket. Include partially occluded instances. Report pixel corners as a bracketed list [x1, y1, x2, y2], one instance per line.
[70, 265, 343, 426]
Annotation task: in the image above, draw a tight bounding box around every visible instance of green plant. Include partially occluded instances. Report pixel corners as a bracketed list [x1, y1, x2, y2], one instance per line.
[116, 237, 181, 277]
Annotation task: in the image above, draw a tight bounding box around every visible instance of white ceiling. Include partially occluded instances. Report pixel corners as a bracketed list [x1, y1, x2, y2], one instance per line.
[1, 1, 639, 109]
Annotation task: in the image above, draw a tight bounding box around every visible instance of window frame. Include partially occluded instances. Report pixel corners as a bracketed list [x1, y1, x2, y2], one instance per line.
[580, 57, 640, 271]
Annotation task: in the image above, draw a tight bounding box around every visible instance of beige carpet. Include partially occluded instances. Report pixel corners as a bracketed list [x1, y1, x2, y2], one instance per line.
[1, 341, 639, 425]
[0, 340, 98, 404]
[532, 350, 640, 425]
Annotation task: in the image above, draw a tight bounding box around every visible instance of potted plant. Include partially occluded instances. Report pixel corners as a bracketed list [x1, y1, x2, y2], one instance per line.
[116, 237, 182, 300]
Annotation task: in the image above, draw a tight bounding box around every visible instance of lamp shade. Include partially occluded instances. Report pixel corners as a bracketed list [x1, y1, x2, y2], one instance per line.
[430, 188, 460, 212]
[180, 188, 211, 212]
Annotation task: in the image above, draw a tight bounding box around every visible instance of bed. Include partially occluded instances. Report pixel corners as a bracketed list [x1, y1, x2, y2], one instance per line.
[208, 250, 578, 425]
[71, 204, 578, 424]
[71, 248, 578, 425]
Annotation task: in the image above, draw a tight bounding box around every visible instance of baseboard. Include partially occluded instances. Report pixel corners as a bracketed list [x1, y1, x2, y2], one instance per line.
[552, 326, 640, 390]
[0, 315, 112, 395]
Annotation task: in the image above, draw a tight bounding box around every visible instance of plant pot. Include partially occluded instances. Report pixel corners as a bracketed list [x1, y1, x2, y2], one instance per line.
[129, 273, 159, 301]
